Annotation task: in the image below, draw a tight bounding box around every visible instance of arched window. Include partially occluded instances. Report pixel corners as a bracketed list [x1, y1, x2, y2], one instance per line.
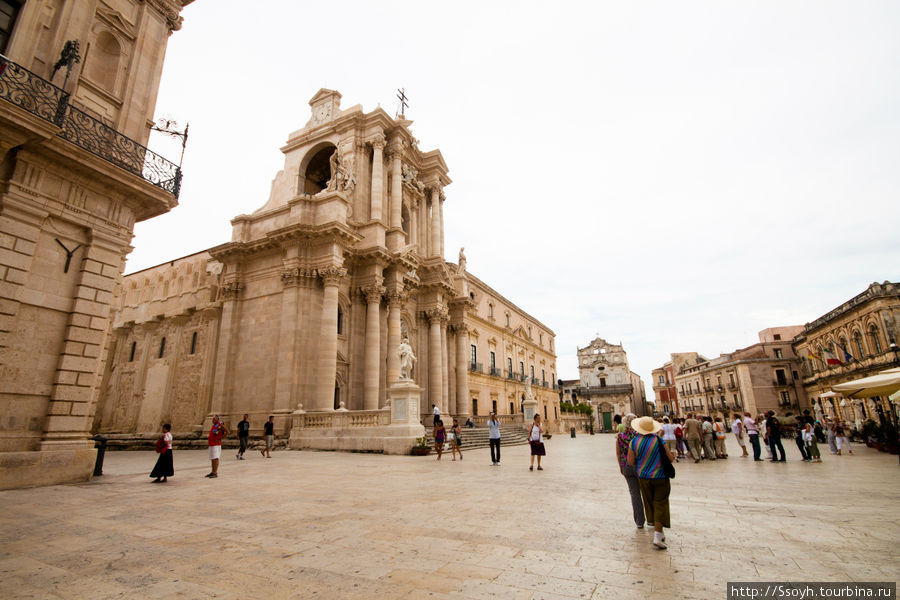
[854, 331, 865, 358]
[838, 336, 849, 360]
[869, 325, 882, 354]
[488, 303, 493, 318]
[505, 313, 510, 327]
[302, 145, 336, 194]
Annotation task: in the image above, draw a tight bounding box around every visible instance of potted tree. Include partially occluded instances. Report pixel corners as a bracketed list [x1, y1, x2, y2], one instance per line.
[410, 435, 431, 456]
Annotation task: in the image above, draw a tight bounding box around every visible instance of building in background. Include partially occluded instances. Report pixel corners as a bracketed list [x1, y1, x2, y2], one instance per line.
[793, 281, 900, 424]
[652, 352, 705, 416]
[560, 338, 645, 430]
[93, 90, 560, 452]
[0, 0, 192, 489]
[668, 327, 807, 419]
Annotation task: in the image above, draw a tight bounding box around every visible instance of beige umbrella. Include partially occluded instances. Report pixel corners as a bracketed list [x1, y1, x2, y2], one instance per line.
[831, 367, 900, 399]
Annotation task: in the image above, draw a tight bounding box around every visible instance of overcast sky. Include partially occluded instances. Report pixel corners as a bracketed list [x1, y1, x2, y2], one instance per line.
[133, 1, 900, 387]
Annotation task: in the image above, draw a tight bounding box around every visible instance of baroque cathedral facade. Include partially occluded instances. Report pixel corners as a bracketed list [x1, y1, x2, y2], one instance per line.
[94, 90, 560, 449]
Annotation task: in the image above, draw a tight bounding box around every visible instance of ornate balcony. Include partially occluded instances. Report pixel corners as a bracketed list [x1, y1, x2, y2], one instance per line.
[0, 54, 182, 198]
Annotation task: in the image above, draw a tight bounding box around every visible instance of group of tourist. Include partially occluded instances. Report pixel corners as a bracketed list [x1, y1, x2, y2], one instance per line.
[431, 406, 546, 469]
[149, 414, 277, 482]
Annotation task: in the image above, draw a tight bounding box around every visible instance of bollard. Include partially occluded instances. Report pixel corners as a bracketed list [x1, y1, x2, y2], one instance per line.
[92, 434, 107, 476]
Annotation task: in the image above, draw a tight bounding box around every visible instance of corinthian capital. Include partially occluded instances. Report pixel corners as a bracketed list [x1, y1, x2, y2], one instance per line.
[362, 284, 386, 304]
[221, 281, 244, 300]
[386, 287, 406, 306]
[318, 266, 347, 286]
[425, 306, 449, 325]
[368, 133, 386, 150]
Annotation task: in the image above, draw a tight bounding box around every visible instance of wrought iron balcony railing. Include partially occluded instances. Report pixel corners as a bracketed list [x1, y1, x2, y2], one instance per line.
[488, 366, 501, 377]
[469, 362, 483, 373]
[0, 54, 181, 198]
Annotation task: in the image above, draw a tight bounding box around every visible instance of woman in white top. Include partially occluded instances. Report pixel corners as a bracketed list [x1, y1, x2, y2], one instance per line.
[150, 423, 174, 483]
[529, 414, 545, 471]
[661, 417, 678, 462]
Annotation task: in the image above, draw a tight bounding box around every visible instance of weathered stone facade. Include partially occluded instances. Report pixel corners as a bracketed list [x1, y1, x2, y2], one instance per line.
[792, 281, 900, 423]
[94, 90, 560, 450]
[0, 0, 191, 489]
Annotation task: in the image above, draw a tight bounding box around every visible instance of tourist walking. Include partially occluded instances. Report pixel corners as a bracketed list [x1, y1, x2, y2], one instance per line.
[804, 422, 821, 462]
[488, 412, 501, 466]
[758, 413, 773, 460]
[793, 420, 809, 461]
[433, 419, 445, 460]
[150, 423, 174, 483]
[450, 418, 463, 461]
[206, 416, 229, 478]
[765, 411, 786, 462]
[684, 413, 703, 463]
[661, 417, 677, 461]
[529, 414, 545, 471]
[826, 419, 838, 454]
[743, 412, 760, 460]
[674, 419, 687, 459]
[627, 416, 674, 549]
[261, 415, 275, 458]
[614, 414, 625, 433]
[432, 404, 441, 426]
[236, 413, 250, 460]
[732, 414, 748, 457]
[713, 417, 727, 458]
[615, 413, 645, 529]
[835, 421, 853, 455]
[702, 417, 717, 460]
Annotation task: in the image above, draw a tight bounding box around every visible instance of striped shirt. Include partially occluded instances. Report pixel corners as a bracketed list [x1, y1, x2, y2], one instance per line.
[630, 434, 666, 480]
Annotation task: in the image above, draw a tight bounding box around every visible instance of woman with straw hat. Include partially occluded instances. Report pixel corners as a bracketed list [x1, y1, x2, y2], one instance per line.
[627, 416, 675, 549]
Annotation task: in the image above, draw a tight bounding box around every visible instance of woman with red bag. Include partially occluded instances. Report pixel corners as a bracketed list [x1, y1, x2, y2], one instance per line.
[150, 424, 173, 483]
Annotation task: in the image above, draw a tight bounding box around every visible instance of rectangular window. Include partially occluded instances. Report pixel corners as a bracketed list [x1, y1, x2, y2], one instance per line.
[158, 337, 166, 358]
[129, 341, 136, 362]
[507, 357, 512, 374]
[470, 344, 477, 367]
[781, 391, 790, 404]
[775, 369, 787, 385]
[530, 365, 535, 378]
[510, 401, 515, 414]
[0, 0, 20, 53]
[541, 369, 545, 382]
[774, 334, 782, 340]
[658, 375, 664, 384]
[190, 331, 198, 355]
[490, 351, 496, 370]
[492, 399, 497, 414]
[600, 378, 606, 388]
[774, 349, 783, 358]
[729, 373, 735, 386]
[472, 398, 478, 415]
[519, 361, 524, 376]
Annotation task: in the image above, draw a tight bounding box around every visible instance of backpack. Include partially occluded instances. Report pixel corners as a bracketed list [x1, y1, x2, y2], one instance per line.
[674, 425, 683, 439]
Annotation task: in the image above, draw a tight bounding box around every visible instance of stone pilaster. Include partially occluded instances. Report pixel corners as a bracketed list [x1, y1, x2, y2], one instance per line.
[419, 194, 428, 255]
[429, 187, 441, 258]
[369, 134, 385, 222]
[209, 279, 244, 418]
[455, 324, 470, 416]
[441, 319, 449, 415]
[41, 238, 123, 451]
[314, 266, 346, 411]
[438, 191, 445, 259]
[362, 282, 385, 411]
[390, 145, 402, 231]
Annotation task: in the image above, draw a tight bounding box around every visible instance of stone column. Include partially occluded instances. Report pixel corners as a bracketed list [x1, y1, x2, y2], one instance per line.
[362, 282, 385, 411]
[409, 199, 418, 246]
[438, 192, 445, 258]
[275, 269, 301, 410]
[426, 308, 446, 414]
[314, 266, 345, 411]
[441, 320, 449, 415]
[386, 289, 403, 387]
[430, 187, 441, 258]
[369, 135, 385, 222]
[419, 197, 429, 255]
[390, 147, 402, 230]
[455, 325, 470, 416]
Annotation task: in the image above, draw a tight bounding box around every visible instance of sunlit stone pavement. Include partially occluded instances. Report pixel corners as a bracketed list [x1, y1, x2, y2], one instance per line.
[1, 435, 898, 599]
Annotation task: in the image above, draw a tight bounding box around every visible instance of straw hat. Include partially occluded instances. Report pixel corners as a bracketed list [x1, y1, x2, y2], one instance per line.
[631, 416, 662, 435]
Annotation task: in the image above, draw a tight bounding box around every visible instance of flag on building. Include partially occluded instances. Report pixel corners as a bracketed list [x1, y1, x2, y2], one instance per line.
[823, 348, 842, 366]
[835, 342, 853, 363]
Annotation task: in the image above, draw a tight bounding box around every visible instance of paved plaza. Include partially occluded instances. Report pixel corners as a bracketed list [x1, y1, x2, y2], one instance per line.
[1, 435, 898, 599]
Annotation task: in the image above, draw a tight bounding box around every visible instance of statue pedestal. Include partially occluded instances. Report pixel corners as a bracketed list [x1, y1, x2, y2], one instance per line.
[384, 380, 425, 454]
[523, 397, 539, 428]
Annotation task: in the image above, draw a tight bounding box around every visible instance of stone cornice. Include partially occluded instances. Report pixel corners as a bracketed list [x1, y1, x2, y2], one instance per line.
[801, 282, 899, 337]
[208, 222, 362, 261]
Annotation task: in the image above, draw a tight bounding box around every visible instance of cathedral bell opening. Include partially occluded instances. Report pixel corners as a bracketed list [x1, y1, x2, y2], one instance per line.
[303, 145, 336, 194]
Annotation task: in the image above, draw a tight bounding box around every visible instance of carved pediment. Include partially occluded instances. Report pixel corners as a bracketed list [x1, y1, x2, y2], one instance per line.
[95, 6, 137, 39]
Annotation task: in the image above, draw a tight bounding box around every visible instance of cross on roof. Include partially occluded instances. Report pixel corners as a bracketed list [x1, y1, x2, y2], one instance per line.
[396, 88, 409, 117]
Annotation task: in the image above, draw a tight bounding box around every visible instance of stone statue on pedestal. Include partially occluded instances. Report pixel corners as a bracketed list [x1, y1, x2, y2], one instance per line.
[398, 337, 416, 381]
[458, 247, 466, 272]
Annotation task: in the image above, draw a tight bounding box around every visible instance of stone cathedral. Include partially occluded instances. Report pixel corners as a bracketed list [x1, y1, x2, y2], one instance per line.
[95, 90, 560, 452]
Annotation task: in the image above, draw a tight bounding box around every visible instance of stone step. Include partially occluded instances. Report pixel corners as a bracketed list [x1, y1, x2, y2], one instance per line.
[423, 426, 532, 450]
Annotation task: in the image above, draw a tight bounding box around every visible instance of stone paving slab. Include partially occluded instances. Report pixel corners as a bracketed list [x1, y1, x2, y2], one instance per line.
[0, 436, 898, 599]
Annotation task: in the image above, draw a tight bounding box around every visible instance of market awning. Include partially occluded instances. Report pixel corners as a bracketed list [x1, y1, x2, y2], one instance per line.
[831, 367, 900, 399]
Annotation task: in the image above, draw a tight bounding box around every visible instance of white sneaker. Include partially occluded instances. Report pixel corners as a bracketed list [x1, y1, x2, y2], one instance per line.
[653, 532, 667, 549]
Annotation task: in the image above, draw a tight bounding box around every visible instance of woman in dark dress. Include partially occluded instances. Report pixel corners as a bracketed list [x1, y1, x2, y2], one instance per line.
[151, 424, 174, 483]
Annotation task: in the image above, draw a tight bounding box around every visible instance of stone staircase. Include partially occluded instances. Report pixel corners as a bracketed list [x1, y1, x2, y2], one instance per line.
[423, 424, 531, 451]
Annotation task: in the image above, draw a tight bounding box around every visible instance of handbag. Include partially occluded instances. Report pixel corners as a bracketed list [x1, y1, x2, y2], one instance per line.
[155, 437, 167, 453]
[657, 437, 675, 479]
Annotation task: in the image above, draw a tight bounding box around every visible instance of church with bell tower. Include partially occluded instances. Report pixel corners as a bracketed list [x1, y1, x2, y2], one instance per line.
[94, 89, 560, 452]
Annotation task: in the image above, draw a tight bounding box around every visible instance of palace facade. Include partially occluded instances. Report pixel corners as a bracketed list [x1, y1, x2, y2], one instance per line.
[93, 90, 560, 451]
[0, 0, 191, 489]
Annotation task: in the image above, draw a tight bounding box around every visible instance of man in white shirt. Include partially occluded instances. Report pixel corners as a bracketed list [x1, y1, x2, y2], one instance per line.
[432, 404, 441, 426]
[743, 412, 762, 461]
[488, 412, 501, 466]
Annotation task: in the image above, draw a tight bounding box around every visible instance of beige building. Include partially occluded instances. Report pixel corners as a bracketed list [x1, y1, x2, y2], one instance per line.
[671, 326, 807, 419]
[560, 338, 645, 430]
[0, 0, 191, 489]
[792, 281, 900, 424]
[93, 90, 560, 451]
